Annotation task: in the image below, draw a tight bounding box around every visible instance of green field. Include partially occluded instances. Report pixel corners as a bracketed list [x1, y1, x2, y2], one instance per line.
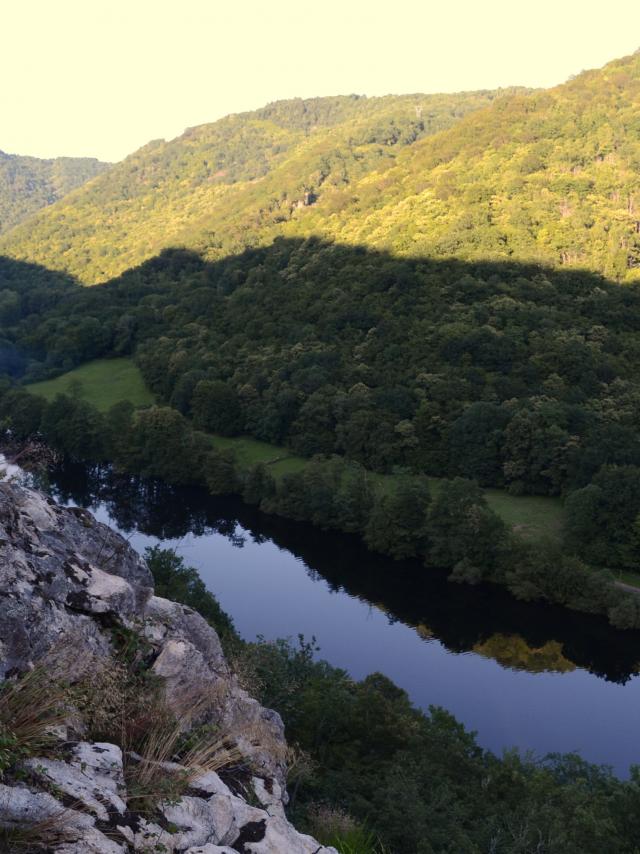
[209, 434, 307, 478]
[27, 358, 155, 411]
[374, 473, 565, 544]
[26, 358, 565, 541]
[484, 489, 564, 544]
[611, 569, 640, 590]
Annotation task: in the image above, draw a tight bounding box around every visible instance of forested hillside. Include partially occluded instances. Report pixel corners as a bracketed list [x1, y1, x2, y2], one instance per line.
[4, 54, 640, 284]
[306, 51, 640, 281]
[3, 237, 640, 595]
[0, 90, 522, 282]
[3, 53, 640, 607]
[0, 150, 107, 234]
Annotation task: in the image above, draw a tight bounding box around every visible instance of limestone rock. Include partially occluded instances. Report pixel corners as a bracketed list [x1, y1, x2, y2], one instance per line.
[0, 783, 126, 853]
[23, 755, 127, 821]
[0, 481, 337, 853]
[184, 847, 237, 854]
[0, 482, 151, 679]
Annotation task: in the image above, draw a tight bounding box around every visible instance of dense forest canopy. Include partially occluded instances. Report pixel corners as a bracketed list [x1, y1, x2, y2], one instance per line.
[4, 241, 640, 490]
[304, 52, 640, 281]
[0, 150, 107, 234]
[3, 235, 640, 592]
[0, 89, 525, 282]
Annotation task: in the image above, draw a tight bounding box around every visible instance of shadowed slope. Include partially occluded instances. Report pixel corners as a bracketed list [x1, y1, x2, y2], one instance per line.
[3, 239, 640, 502]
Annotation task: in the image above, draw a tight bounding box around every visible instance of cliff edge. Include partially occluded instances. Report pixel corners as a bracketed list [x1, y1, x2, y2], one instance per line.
[0, 481, 336, 853]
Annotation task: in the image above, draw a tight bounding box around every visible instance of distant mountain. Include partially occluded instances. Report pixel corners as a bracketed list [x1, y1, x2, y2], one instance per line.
[0, 151, 108, 235]
[0, 91, 523, 283]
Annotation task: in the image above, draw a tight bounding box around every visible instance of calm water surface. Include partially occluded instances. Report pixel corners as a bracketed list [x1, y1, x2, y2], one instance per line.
[45, 464, 640, 776]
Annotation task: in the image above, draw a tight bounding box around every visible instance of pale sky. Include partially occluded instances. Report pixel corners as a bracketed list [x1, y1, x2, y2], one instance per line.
[3, 0, 640, 163]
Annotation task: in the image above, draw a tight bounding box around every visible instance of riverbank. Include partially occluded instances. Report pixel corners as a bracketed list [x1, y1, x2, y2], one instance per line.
[26, 357, 565, 544]
[13, 359, 639, 630]
[4, 476, 640, 851]
[11, 448, 640, 770]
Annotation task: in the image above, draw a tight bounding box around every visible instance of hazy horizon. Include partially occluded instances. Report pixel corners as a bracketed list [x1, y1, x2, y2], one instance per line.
[4, 0, 640, 163]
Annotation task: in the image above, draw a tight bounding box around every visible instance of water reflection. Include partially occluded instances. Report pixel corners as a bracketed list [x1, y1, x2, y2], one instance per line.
[46, 461, 640, 685]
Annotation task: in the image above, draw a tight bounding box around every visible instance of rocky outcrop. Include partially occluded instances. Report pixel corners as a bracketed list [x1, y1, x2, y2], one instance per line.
[0, 482, 336, 853]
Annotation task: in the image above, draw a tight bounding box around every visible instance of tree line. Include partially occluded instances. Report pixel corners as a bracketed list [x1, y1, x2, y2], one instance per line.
[2, 383, 639, 630]
[2, 241, 640, 581]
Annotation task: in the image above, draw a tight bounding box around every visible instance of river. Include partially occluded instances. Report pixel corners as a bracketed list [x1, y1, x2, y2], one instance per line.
[36, 461, 640, 776]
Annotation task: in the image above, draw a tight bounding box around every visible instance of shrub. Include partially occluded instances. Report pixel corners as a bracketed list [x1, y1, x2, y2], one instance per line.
[306, 805, 388, 854]
[204, 448, 240, 495]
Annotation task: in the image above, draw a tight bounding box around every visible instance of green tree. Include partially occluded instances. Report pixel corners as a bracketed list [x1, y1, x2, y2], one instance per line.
[502, 399, 573, 496]
[204, 448, 240, 495]
[40, 394, 106, 461]
[364, 476, 431, 559]
[565, 465, 640, 570]
[128, 406, 208, 485]
[449, 402, 509, 485]
[242, 462, 276, 506]
[427, 478, 507, 580]
[191, 379, 243, 436]
[333, 462, 374, 533]
[0, 390, 45, 441]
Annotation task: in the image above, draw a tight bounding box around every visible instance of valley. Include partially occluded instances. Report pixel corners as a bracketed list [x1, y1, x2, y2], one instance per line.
[3, 31, 640, 852]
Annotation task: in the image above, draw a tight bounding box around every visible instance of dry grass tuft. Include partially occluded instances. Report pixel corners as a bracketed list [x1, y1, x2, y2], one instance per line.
[181, 731, 246, 784]
[0, 792, 79, 851]
[0, 667, 68, 775]
[305, 804, 389, 854]
[0, 639, 271, 830]
[0, 818, 74, 851]
[125, 714, 248, 815]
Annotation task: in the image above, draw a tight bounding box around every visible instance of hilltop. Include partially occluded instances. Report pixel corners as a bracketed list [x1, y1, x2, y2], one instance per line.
[305, 51, 640, 281]
[3, 55, 640, 283]
[0, 150, 107, 234]
[0, 90, 523, 283]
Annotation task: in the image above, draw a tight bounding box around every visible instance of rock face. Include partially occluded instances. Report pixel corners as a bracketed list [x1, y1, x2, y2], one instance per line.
[0, 482, 336, 853]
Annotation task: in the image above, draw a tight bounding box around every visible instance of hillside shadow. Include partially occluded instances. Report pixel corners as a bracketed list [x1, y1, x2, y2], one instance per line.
[3, 236, 640, 319]
[0, 256, 80, 375]
[3, 236, 640, 384]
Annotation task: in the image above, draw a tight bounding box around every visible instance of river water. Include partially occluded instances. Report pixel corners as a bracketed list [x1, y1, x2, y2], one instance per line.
[38, 462, 640, 776]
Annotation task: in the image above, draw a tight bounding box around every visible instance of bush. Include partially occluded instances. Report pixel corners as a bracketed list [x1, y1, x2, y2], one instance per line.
[565, 466, 640, 570]
[364, 476, 431, 559]
[306, 805, 387, 854]
[204, 448, 240, 495]
[0, 389, 46, 441]
[242, 462, 276, 505]
[427, 477, 507, 577]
